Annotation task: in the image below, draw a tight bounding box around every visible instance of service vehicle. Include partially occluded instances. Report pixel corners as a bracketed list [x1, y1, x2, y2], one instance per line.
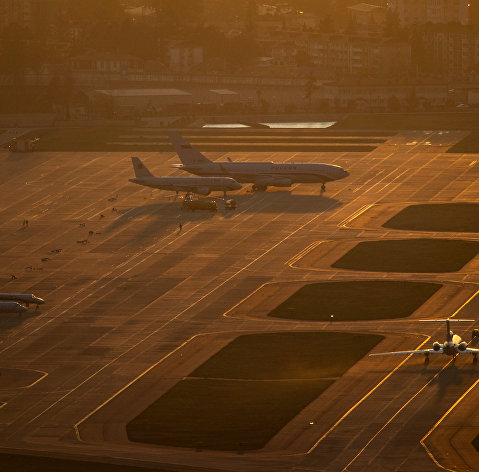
[182, 199, 217, 212]
[224, 199, 237, 210]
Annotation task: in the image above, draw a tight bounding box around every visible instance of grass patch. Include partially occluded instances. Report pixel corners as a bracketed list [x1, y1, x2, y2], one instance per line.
[127, 378, 331, 451]
[332, 239, 479, 273]
[332, 113, 479, 131]
[473, 434, 479, 453]
[127, 332, 383, 450]
[384, 203, 479, 232]
[0, 454, 173, 472]
[268, 281, 442, 321]
[448, 130, 479, 152]
[191, 332, 383, 380]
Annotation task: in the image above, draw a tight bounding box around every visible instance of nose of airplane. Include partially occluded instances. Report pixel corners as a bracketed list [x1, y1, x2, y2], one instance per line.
[233, 181, 242, 190]
[341, 169, 350, 179]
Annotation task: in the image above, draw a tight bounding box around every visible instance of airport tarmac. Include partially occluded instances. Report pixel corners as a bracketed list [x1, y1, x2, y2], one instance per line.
[0, 129, 479, 471]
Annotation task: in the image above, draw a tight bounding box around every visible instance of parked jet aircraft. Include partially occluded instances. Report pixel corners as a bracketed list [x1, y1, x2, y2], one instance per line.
[370, 319, 479, 363]
[0, 302, 28, 314]
[129, 157, 242, 198]
[168, 132, 349, 191]
[0, 293, 45, 308]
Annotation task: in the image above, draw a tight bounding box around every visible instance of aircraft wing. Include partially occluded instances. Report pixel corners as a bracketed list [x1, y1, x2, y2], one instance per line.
[370, 349, 439, 356]
[463, 347, 479, 354]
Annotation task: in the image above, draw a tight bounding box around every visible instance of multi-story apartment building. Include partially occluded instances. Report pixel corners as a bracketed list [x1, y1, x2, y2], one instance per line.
[267, 31, 411, 79]
[420, 24, 479, 79]
[0, 0, 36, 28]
[319, 78, 449, 111]
[388, 0, 469, 26]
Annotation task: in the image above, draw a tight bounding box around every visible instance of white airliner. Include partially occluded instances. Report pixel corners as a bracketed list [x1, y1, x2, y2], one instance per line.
[0, 302, 28, 314]
[168, 132, 349, 192]
[0, 293, 45, 308]
[370, 319, 479, 363]
[129, 157, 242, 197]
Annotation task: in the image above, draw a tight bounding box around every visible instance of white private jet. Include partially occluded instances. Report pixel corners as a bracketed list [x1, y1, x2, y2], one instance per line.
[129, 157, 242, 198]
[168, 132, 349, 192]
[370, 319, 479, 363]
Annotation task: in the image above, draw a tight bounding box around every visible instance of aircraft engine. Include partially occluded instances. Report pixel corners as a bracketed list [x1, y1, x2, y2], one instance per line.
[458, 341, 467, 351]
[196, 186, 211, 195]
[254, 177, 292, 188]
[433, 342, 441, 351]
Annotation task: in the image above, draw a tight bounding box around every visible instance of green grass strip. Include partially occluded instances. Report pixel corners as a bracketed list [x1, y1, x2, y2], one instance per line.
[384, 204, 479, 232]
[268, 281, 442, 321]
[127, 332, 382, 450]
[332, 239, 479, 273]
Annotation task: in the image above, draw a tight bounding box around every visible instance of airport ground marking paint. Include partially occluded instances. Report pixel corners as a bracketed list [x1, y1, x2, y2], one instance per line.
[340, 288, 479, 470]
[420, 377, 479, 472]
[3, 141, 431, 435]
[306, 336, 431, 455]
[73, 335, 197, 441]
[24, 199, 340, 431]
[341, 357, 453, 472]
[337, 204, 374, 229]
[222, 282, 270, 319]
[419, 288, 479, 470]
[286, 241, 324, 268]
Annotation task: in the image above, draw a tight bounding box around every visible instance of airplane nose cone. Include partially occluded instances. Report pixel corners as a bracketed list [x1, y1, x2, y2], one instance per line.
[233, 181, 242, 190]
[341, 169, 350, 179]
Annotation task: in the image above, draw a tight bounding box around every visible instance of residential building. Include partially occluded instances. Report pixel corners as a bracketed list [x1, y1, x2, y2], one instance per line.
[348, 3, 387, 33]
[388, 0, 469, 27]
[420, 24, 479, 79]
[319, 78, 449, 111]
[167, 42, 203, 73]
[0, 0, 36, 28]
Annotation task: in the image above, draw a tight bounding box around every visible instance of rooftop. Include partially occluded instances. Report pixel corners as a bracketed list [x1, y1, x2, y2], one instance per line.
[96, 89, 192, 97]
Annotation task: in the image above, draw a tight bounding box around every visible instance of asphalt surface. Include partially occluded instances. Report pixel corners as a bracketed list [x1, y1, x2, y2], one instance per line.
[0, 129, 478, 472]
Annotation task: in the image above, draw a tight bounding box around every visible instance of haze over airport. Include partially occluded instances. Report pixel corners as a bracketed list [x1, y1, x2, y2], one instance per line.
[1, 1, 479, 472]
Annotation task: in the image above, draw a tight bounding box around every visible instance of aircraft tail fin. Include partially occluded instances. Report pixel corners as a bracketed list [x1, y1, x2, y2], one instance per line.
[168, 132, 213, 166]
[446, 319, 452, 343]
[131, 157, 153, 178]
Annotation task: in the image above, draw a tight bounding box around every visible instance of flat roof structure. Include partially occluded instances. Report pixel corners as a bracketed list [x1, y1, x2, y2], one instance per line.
[96, 88, 192, 97]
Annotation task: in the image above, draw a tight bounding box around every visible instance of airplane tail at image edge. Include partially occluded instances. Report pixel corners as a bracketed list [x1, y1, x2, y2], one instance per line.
[131, 157, 153, 178]
[167, 131, 213, 166]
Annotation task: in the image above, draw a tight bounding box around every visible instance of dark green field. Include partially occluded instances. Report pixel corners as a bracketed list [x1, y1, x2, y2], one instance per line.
[127, 332, 383, 451]
[331, 239, 479, 273]
[383, 203, 479, 232]
[268, 281, 442, 321]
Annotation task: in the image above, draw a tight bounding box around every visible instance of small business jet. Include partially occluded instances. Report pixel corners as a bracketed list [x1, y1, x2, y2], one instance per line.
[370, 319, 479, 363]
[0, 293, 45, 308]
[0, 302, 28, 314]
[129, 157, 242, 198]
[168, 132, 349, 192]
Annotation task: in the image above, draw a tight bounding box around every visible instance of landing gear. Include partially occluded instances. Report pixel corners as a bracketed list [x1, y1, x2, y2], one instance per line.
[474, 354, 477, 364]
[321, 183, 326, 192]
[424, 353, 429, 364]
